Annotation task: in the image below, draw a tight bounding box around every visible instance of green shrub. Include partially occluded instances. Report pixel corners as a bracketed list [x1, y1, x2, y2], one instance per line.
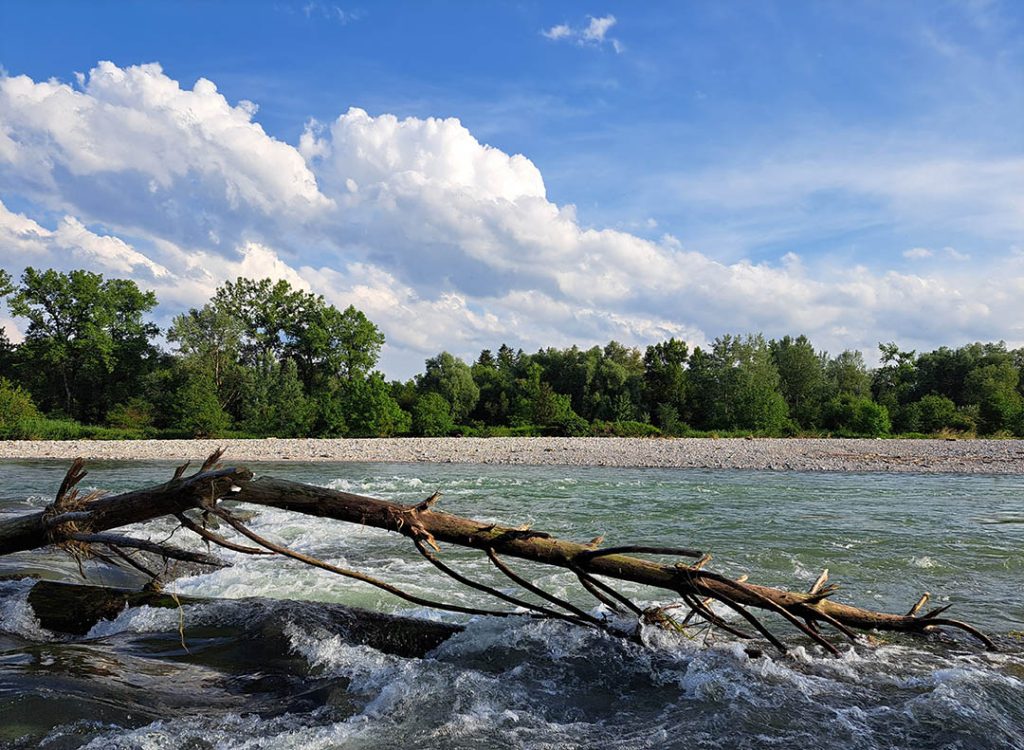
[912, 394, 958, 433]
[5, 416, 83, 440]
[823, 395, 891, 437]
[590, 420, 662, 437]
[412, 393, 454, 436]
[171, 371, 231, 437]
[106, 397, 155, 430]
[0, 377, 40, 437]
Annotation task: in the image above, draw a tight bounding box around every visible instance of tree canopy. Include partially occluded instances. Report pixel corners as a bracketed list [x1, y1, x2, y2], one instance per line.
[1, 265, 1023, 439]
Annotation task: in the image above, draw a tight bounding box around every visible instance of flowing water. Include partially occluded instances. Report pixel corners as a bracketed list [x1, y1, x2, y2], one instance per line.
[1, 460, 1022, 749]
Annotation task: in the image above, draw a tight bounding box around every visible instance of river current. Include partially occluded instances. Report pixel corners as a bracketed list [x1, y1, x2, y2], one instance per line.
[1, 460, 1022, 749]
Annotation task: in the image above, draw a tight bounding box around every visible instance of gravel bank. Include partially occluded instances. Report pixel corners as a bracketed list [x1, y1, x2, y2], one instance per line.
[1, 437, 1023, 473]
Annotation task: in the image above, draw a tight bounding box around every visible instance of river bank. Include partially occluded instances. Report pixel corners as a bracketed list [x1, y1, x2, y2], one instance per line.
[1, 437, 1023, 473]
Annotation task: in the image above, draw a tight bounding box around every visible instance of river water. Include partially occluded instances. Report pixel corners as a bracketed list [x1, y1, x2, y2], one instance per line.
[1, 460, 1022, 749]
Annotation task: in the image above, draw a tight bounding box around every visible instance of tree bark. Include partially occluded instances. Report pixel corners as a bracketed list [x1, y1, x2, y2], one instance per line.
[0, 464, 251, 556]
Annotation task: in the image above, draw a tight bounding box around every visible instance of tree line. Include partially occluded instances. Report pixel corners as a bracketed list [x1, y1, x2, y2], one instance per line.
[2, 267, 1023, 439]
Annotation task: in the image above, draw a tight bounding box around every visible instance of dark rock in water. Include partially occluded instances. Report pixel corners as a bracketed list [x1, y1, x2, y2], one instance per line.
[26, 580, 463, 657]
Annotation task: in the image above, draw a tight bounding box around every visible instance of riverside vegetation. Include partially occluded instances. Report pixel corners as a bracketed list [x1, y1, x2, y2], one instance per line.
[1, 267, 1024, 441]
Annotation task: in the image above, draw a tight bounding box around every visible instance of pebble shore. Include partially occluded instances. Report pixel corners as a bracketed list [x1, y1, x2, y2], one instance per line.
[1, 437, 1023, 473]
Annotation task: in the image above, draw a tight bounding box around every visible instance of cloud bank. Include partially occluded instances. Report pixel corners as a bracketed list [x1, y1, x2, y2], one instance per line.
[1, 62, 1022, 376]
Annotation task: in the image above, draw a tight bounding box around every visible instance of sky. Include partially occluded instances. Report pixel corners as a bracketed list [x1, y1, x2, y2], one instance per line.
[0, 0, 1022, 378]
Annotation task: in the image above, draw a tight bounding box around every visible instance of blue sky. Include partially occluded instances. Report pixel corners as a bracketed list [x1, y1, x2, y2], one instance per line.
[1, 1, 1022, 376]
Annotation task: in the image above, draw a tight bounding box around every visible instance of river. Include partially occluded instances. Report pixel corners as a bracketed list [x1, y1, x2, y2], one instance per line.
[1, 460, 1022, 749]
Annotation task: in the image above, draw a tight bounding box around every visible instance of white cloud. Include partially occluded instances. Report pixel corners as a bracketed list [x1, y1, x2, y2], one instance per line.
[944, 246, 971, 261]
[542, 24, 572, 41]
[0, 199, 170, 278]
[582, 15, 616, 43]
[0, 61, 331, 247]
[0, 316, 22, 344]
[1, 62, 1023, 377]
[903, 247, 933, 260]
[541, 14, 622, 52]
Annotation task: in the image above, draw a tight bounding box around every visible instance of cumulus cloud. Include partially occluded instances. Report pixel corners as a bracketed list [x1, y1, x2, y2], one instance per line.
[0, 62, 1021, 376]
[542, 15, 623, 52]
[903, 247, 933, 260]
[0, 62, 331, 251]
[0, 200, 170, 278]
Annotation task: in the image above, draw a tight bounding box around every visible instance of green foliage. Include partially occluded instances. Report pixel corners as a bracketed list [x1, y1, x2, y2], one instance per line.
[455, 423, 543, 437]
[167, 303, 246, 417]
[105, 397, 155, 430]
[9, 267, 159, 423]
[964, 361, 1022, 434]
[507, 362, 585, 435]
[913, 394, 959, 433]
[0, 270, 13, 380]
[590, 420, 662, 437]
[825, 350, 871, 398]
[655, 402, 687, 436]
[823, 394, 891, 437]
[170, 367, 232, 438]
[335, 373, 411, 437]
[419, 352, 479, 423]
[0, 377, 40, 437]
[412, 392, 455, 436]
[240, 355, 314, 437]
[7, 264, 1024, 443]
[872, 343, 919, 432]
[644, 338, 688, 428]
[687, 334, 790, 432]
[166, 276, 388, 436]
[207, 278, 384, 386]
[770, 335, 825, 428]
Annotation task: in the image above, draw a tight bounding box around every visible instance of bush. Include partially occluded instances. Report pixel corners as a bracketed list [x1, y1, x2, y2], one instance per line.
[336, 375, 411, 437]
[914, 394, 958, 434]
[412, 393, 454, 436]
[823, 395, 891, 437]
[655, 403, 687, 436]
[171, 371, 231, 437]
[106, 397, 155, 430]
[464, 424, 544, 437]
[0, 377, 40, 437]
[590, 420, 662, 437]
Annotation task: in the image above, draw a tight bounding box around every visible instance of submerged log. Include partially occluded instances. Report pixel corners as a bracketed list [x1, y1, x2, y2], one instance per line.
[25, 580, 462, 658]
[0, 453, 997, 655]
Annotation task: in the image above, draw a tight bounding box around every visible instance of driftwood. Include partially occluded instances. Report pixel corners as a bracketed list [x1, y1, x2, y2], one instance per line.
[0, 452, 996, 655]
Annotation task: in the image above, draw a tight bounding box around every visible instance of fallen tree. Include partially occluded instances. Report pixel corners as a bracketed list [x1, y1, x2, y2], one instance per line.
[0, 451, 996, 655]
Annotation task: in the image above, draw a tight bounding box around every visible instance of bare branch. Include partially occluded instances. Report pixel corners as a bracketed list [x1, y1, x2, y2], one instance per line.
[174, 512, 271, 555]
[68, 532, 228, 568]
[411, 536, 596, 626]
[210, 505, 516, 618]
[486, 548, 602, 624]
